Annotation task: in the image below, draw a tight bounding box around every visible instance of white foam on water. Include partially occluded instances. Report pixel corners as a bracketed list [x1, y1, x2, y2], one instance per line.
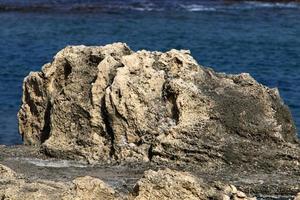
[1, 1, 299, 12]
[12, 157, 88, 168]
[180, 1, 300, 12]
[130, 6, 154, 11]
[118, 2, 163, 12]
[181, 4, 217, 12]
[240, 1, 300, 9]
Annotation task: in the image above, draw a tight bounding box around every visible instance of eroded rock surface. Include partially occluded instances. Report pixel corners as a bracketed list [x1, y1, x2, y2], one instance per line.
[18, 43, 299, 171]
[0, 164, 17, 178]
[62, 176, 117, 200]
[131, 168, 256, 200]
[0, 164, 119, 200]
[1, 164, 256, 200]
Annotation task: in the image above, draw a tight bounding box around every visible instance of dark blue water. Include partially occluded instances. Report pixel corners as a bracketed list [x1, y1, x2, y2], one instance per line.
[0, 0, 300, 144]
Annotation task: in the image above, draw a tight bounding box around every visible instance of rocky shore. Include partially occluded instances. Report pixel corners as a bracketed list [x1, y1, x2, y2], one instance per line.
[1, 43, 299, 199]
[0, 151, 256, 200]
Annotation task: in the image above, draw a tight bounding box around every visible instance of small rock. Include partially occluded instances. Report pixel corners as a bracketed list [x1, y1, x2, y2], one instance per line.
[222, 194, 231, 200]
[230, 185, 238, 194]
[294, 192, 300, 200]
[62, 176, 116, 200]
[236, 191, 247, 198]
[223, 185, 232, 195]
[132, 168, 207, 200]
[0, 164, 16, 178]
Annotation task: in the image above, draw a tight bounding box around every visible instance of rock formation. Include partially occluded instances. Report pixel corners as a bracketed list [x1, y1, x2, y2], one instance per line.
[0, 163, 118, 200]
[294, 193, 300, 200]
[131, 168, 256, 200]
[0, 164, 255, 200]
[18, 43, 299, 171]
[0, 164, 16, 178]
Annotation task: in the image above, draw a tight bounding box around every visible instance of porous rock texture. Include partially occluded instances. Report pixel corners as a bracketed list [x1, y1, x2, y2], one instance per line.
[0, 164, 254, 200]
[294, 193, 300, 200]
[131, 168, 255, 200]
[18, 43, 299, 169]
[0, 164, 118, 200]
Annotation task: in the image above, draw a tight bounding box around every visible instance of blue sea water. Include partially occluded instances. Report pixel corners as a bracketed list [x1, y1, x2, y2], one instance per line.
[0, 0, 299, 145]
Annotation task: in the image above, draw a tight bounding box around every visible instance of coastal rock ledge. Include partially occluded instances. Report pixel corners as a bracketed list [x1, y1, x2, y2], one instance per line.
[18, 43, 300, 170]
[0, 164, 255, 200]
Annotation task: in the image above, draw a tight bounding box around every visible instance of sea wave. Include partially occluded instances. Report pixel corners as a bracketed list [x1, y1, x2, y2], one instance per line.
[0, 0, 299, 13]
[180, 4, 217, 12]
[234, 1, 300, 10]
[176, 2, 300, 12]
[0, 1, 164, 12]
[244, 1, 299, 9]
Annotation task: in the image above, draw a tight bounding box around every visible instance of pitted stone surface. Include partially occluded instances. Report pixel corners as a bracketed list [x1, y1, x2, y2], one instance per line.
[18, 43, 299, 171]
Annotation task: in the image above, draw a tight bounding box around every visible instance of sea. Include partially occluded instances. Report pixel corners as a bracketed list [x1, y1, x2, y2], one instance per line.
[0, 0, 299, 145]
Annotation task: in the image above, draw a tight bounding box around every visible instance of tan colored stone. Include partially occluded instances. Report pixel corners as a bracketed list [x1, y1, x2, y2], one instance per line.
[0, 179, 67, 200]
[131, 168, 254, 200]
[0, 164, 118, 200]
[132, 168, 209, 200]
[62, 176, 117, 200]
[0, 164, 16, 178]
[18, 43, 298, 169]
[230, 185, 238, 194]
[222, 194, 231, 200]
[294, 192, 300, 200]
[236, 191, 247, 198]
[0, 164, 256, 200]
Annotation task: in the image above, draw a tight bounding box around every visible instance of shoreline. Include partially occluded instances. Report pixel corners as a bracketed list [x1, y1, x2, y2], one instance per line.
[7, 42, 300, 199]
[0, 145, 299, 197]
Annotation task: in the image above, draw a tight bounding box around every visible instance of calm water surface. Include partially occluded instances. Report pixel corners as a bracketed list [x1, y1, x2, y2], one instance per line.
[0, 0, 299, 144]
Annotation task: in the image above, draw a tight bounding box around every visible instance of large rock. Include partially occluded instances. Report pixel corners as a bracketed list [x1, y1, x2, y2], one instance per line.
[130, 168, 255, 200]
[18, 43, 299, 168]
[131, 168, 210, 200]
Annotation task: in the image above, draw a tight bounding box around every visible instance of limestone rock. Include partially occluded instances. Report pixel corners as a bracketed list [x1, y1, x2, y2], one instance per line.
[0, 165, 257, 200]
[236, 191, 247, 198]
[131, 168, 254, 200]
[0, 164, 17, 178]
[18, 43, 299, 169]
[0, 167, 67, 200]
[0, 180, 67, 200]
[18, 43, 132, 162]
[294, 192, 300, 200]
[0, 176, 116, 200]
[62, 176, 117, 200]
[0, 164, 117, 200]
[131, 168, 208, 200]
